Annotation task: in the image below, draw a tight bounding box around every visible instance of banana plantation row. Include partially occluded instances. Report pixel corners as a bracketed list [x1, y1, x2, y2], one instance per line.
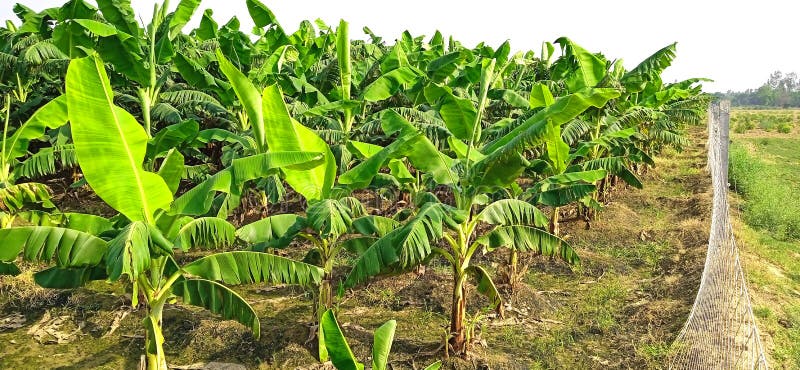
[0, 0, 708, 368]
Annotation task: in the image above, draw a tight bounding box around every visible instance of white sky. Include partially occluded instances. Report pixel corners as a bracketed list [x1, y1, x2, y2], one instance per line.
[3, 0, 799, 92]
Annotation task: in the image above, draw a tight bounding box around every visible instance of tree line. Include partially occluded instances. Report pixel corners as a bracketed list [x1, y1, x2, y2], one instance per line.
[715, 71, 800, 108]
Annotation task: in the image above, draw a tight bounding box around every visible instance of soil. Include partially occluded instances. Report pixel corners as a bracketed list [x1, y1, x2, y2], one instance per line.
[0, 126, 715, 369]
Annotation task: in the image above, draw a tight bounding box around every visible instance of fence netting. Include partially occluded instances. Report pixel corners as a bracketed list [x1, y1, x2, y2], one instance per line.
[669, 101, 768, 369]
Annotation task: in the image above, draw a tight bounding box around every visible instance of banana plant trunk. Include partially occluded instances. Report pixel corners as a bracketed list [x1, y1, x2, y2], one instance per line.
[316, 256, 335, 361]
[318, 272, 333, 318]
[508, 249, 519, 293]
[140, 258, 172, 370]
[145, 301, 168, 370]
[449, 264, 468, 355]
[550, 206, 560, 236]
[137, 88, 153, 138]
[598, 176, 608, 203]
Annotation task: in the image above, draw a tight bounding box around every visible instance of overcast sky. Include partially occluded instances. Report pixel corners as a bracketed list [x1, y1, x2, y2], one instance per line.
[3, 0, 798, 92]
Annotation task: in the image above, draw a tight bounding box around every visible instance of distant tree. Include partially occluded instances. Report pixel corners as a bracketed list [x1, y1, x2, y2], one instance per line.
[715, 70, 800, 108]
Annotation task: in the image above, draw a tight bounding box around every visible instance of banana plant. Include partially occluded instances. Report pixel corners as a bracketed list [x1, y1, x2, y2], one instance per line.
[0, 55, 325, 370]
[0, 93, 72, 227]
[341, 56, 620, 355]
[548, 41, 707, 206]
[0, 5, 70, 105]
[542, 39, 662, 211]
[321, 309, 442, 370]
[521, 83, 610, 235]
[216, 47, 439, 361]
[289, 19, 421, 172]
[62, 0, 203, 137]
[235, 195, 371, 361]
[216, 49, 355, 361]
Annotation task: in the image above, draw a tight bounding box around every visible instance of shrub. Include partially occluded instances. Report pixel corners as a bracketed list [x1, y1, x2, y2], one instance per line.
[758, 117, 777, 131]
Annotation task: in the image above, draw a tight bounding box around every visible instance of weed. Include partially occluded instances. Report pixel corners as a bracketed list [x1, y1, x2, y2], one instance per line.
[752, 306, 772, 319]
[638, 342, 671, 365]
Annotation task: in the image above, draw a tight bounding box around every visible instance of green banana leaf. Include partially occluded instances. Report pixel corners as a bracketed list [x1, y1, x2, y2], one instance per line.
[371, 319, 396, 370]
[182, 251, 323, 287]
[262, 84, 336, 200]
[2, 95, 68, 164]
[0, 226, 106, 267]
[66, 56, 173, 223]
[321, 309, 364, 370]
[172, 278, 261, 338]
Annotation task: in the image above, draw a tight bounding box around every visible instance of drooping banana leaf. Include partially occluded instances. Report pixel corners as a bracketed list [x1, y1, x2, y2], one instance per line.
[476, 225, 579, 265]
[345, 110, 455, 186]
[172, 278, 261, 338]
[345, 202, 461, 288]
[0, 261, 20, 276]
[0, 183, 54, 212]
[17, 211, 114, 235]
[173, 217, 236, 251]
[477, 199, 548, 228]
[466, 265, 502, 310]
[362, 67, 418, 102]
[351, 216, 400, 237]
[532, 183, 598, 207]
[34, 265, 107, 289]
[182, 251, 323, 287]
[171, 151, 322, 216]
[0, 226, 106, 267]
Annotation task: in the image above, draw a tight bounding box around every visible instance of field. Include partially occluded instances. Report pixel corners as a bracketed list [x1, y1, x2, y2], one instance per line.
[730, 108, 800, 369]
[731, 109, 799, 134]
[0, 0, 765, 369]
[0, 127, 713, 369]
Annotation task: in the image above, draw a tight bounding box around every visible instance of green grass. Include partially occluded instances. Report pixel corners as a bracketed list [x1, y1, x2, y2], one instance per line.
[638, 342, 671, 365]
[752, 306, 773, 319]
[774, 306, 800, 363]
[580, 278, 627, 332]
[606, 242, 669, 275]
[729, 139, 800, 240]
[730, 129, 800, 368]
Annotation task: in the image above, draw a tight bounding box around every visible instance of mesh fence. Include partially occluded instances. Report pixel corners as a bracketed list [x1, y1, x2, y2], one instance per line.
[669, 101, 768, 369]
